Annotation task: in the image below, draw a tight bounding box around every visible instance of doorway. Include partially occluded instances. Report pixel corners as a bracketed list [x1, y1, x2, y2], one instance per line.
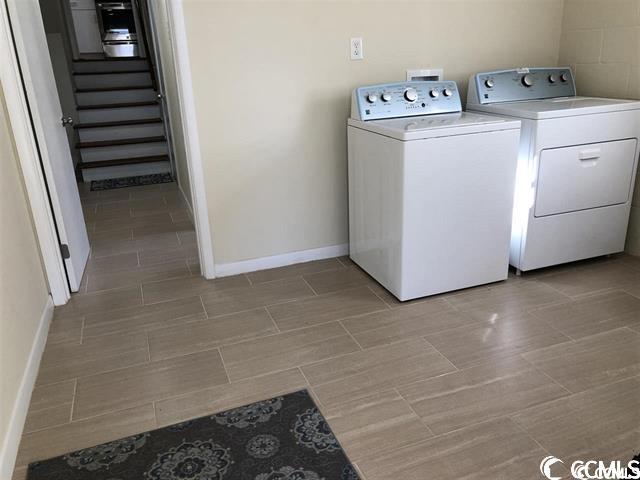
[1, 0, 209, 304]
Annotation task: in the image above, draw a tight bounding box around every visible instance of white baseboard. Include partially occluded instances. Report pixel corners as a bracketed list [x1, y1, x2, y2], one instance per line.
[0, 296, 54, 479]
[215, 243, 349, 277]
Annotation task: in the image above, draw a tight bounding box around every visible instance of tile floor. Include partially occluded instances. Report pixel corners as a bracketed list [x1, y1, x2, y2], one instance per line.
[12, 182, 640, 479]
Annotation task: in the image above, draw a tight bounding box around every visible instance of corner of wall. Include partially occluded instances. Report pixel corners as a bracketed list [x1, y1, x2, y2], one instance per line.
[0, 296, 53, 479]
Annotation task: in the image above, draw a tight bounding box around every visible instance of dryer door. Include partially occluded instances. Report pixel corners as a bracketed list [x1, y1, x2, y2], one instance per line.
[534, 139, 637, 217]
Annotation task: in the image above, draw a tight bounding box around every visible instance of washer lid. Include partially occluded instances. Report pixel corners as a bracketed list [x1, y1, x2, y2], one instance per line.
[348, 112, 520, 141]
[469, 96, 640, 120]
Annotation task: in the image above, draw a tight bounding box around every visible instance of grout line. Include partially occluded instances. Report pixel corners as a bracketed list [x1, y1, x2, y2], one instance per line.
[338, 319, 363, 350]
[421, 337, 459, 372]
[216, 347, 232, 384]
[264, 306, 281, 333]
[69, 378, 78, 423]
[140, 284, 145, 305]
[301, 276, 319, 296]
[365, 285, 393, 310]
[79, 317, 86, 345]
[393, 387, 436, 437]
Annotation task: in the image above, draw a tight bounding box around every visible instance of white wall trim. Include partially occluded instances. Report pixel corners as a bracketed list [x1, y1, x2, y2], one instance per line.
[215, 243, 349, 277]
[0, 296, 54, 478]
[165, 0, 215, 279]
[0, 1, 70, 305]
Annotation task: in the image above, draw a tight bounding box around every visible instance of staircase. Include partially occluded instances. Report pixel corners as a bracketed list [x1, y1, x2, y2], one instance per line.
[72, 58, 171, 182]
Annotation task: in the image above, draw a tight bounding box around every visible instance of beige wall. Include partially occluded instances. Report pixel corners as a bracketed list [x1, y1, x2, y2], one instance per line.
[559, 0, 640, 254]
[183, 0, 564, 265]
[0, 88, 50, 455]
[153, 0, 192, 208]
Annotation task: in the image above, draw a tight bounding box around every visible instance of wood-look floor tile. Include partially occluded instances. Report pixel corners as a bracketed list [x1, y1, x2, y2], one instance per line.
[142, 274, 250, 304]
[137, 243, 199, 267]
[24, 380, 75, 433]
[73, 349, 228, 419]
[267, 287, 388, 332]
[132, 220, 193, 238]
[11, 467, 26, 480]
[303, 339, 456, 408]
[82, 296, 205, 338]
[46, 313, 83, 346]
[424, 313, 571, 368]
[37, 332, 149, 386]
[321, 389, 433, 462]
[54, 286, 142, 317]
[93, 212, 174, 233]
[522, 328, 640, 393]
[357, 417, 545, 480]
[15, 404, 155, 468]
[398, 356, 568, 435]
[512, 376, 640, 464]
[201, 277, 314, 318]
[247, 258, 344, 284]
[155, 368, 308, 427]
[538, 259, 640, 297]
[88, 226, 132, 243]
[342, 300, 478, 349]
[445, 280, 569, 321]
[85, 252, 139, 274]
[148, 308, 277, 361]
[90, 236, 140, 258]
[303, 266, 371, 294]
[178, 230, 196, 246]
[220, 322, 360, 381]
[530, 290, 640, 339]
[86, 259, 191, 293]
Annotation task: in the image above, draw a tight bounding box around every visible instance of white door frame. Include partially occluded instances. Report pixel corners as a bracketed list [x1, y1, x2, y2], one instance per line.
[164, 0, 215, 279]
[0, 0, 216, 306]
[0, 0, 70, 305]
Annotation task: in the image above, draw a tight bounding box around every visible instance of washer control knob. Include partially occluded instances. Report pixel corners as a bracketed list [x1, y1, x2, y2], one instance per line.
[521, 74, 534, 87]
[429, 89, 440, 98]
[485, 78, 495, 88]
[366, 93, 378, 103]
[381, 92, 392, 102]
[443, 88, 453, 97]
[404, 88, 418, 102]
[560, 72, 570, 83]
[548, 74, 557, 83]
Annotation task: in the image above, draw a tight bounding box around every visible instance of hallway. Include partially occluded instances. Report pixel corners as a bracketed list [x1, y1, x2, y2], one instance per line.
[12, 181, 640, 479]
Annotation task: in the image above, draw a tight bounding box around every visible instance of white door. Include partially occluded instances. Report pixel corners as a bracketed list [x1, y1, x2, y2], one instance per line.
[7, 0, 89, 291]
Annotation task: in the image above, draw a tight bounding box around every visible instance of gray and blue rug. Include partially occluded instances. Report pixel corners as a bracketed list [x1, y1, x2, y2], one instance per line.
[26, 390, 359, 480]
[90, 173, 173, 191]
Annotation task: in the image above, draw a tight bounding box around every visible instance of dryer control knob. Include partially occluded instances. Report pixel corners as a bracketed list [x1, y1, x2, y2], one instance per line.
[429, 89, 440, 98]
[381, 93, 391, 102]
[560, 72, 570, 83]
[366, 93, 378, 103]
[485, 79, 495, 88]
[521, 74, 534, 87]
[443, 88, 453, 97]
[404, 88, 418, 102]
[548, 74, 557, 83]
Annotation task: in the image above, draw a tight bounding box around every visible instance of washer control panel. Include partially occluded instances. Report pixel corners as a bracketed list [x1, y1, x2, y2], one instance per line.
[474, 67, 575, 104]
[352, 81, 461, 120]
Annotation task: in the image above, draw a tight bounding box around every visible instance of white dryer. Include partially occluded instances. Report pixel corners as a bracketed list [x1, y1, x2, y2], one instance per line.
[348, 81, 521, 301]
[467, 68, 640, 273]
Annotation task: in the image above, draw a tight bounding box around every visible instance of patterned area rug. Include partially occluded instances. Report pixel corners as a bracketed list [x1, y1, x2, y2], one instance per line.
[26, 390, 360, 480]
[90, 173, 173, 191]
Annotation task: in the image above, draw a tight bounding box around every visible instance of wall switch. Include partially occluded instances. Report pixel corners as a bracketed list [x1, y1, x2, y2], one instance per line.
[350, 37, 363, 60]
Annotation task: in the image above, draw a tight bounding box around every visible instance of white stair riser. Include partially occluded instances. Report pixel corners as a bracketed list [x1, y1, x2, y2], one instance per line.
[80, 142, 168, 162]
[76, 89, 156, 106]
[79, 105, 160, 123]
[78, 123, 165, 142]
[73, 60, 149, 73]
[74, 72, 152, 89]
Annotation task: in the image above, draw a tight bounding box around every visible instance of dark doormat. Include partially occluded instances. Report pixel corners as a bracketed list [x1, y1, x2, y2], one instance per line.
[90, 173, 173, 191]
[26, 390, 360, 480]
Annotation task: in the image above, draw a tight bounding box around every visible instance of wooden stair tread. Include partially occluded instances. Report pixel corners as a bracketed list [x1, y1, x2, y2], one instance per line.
[77, 101, 157, 110]
[76, 136, 166, 148]
[75, 85, 154, 93]
[74, 57, 144, 62]
[80, 155, 170, 169]
[74, 118, 163, 129]
[73, 69, 150, 75]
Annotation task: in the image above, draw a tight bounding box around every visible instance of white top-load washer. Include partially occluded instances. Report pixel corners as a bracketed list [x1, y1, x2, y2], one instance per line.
[467, 67, 640, 272]
[348, 81, 521, 301]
